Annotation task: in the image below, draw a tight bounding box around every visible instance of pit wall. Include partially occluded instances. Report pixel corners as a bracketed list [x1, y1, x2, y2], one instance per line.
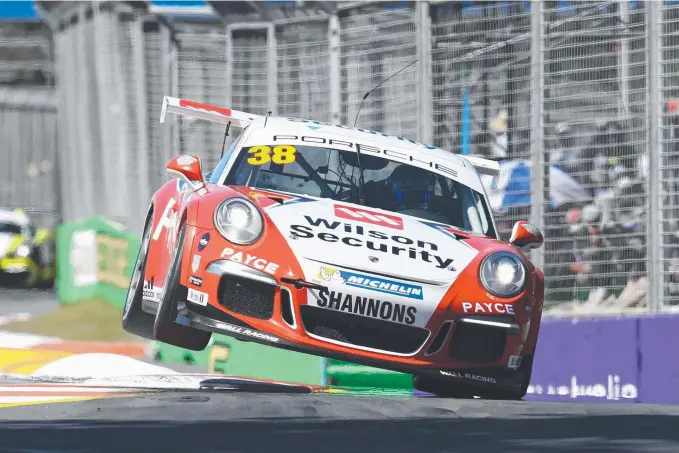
[56, 217, 679, 401]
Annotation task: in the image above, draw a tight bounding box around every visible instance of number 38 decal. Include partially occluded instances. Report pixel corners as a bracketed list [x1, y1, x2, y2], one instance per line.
[247, 145, 297, 165]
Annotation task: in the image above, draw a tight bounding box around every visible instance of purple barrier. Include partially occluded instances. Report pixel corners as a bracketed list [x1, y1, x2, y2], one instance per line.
[526, 313, 679, 404]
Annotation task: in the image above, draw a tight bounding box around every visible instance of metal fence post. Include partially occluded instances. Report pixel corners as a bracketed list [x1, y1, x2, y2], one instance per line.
[329, 12, 340, 125]
[167, 26, 179, 159]
[267, 22, 277, 115]
[529, 0, 545, 271]
[648, 0, 662, 311]
[132, 13, 150, 232]
[619, 0, 631, 116]
[225, 25, 232, 108]
[416, 0, 432, 145]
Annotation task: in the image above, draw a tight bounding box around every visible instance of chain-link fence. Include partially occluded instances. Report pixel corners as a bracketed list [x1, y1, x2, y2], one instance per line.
[0, 88, 58, 229]
[34, 0, 679, 313]
[0, 21, 58, 230]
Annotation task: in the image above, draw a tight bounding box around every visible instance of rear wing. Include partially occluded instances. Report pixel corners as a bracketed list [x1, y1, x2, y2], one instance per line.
[159, 96, 261, 128]
[460, 155, 501, 189]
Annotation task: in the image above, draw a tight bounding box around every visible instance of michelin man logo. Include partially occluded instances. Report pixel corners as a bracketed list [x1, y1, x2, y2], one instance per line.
[318, 266, 346, 284]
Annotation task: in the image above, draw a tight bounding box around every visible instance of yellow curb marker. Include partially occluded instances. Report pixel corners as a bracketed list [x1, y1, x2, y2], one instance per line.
[0, 347, 74, 375]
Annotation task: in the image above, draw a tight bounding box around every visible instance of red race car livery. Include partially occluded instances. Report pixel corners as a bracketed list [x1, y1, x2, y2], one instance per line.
[122, 96, 545, 399]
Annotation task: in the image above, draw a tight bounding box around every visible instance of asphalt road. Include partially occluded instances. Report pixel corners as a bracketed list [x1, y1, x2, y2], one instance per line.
[1, 390, 679, 453]
[1, 288, 678, 452]
[0, 288, 59, 319]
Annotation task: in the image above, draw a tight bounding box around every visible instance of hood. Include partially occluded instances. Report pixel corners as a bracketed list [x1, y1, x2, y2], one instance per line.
[263, 196, 482, 283]
[0, 233, 16, 258]
[260, 194, 487, 330]
[265, 194, 478, 284]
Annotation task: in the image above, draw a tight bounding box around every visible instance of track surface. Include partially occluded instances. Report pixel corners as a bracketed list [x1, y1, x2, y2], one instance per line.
[0, 288, 58, 318]
[2, 391, 679, 452]
[2, 288, 679, 452]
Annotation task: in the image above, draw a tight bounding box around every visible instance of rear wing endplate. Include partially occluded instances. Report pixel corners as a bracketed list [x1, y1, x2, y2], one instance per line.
[461, 155, 501, 189]
[160, 96, 261, 128]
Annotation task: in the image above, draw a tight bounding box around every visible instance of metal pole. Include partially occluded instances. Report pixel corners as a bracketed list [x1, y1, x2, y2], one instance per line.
[132, 15, 151, 234]
[267, 23, 277, 116]
[529, 0, 545, 270]
[620, 0, 630, 116]
[461, 90, 471, 155]
[647, 0, 662, 312]
[329, 12, 341, 125]
[416, 0, 432, 145]
[225, 24, 233, 108]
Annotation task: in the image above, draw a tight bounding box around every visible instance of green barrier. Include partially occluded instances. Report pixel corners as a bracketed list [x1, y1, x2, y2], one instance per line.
[56, 216, 140, 309]
[325, 359, 413, 391]
[208, 336, 323, 385]
[151, 334, 324, 385]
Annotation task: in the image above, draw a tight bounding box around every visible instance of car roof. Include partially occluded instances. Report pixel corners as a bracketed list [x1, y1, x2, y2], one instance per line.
[241, 116, 486, 191]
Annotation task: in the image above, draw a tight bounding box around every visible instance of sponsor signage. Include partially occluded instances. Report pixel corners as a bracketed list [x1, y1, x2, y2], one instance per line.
[191, 254, 201, 273]
[143, 277, 156, 300]
[524, 314, 679, 404]
[215, 321, 280, 343]
[290, 215, 455, 270]
[198, 232, 210, 251]
[220, 247, 279, 275]
[333, 205, 404, 230]
[316, 266, 423, 300]
[187, 288, 208, 306]
[440, 370, 497, 384]
[311, 288, 417, 325]
[461, 301, 514, 315]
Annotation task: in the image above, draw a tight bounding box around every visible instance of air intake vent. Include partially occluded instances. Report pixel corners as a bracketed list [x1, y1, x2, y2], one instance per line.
[425, 321, 453, 356]
[300, 305, 429, 355]
[280, 287, 296, 327]
[217, 275, 275, 320]
[448, 321, 506, 364]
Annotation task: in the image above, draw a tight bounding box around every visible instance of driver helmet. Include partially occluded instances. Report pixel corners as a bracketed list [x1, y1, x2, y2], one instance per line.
[387, 164, 437, 211]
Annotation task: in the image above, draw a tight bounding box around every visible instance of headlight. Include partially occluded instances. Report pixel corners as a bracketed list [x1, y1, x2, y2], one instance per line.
[15, 244, 31, 258]
[479, 251, 526, 298]
[214, 198, 264, 245]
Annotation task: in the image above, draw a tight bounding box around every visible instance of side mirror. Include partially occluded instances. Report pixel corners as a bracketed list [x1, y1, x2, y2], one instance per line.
[509, 221, 544, 252]
[167, 154, 205, 191]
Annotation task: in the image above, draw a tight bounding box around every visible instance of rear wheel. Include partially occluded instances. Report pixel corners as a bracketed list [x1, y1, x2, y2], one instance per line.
[153, 223, 211, 351]
[122, 212, 155, 339]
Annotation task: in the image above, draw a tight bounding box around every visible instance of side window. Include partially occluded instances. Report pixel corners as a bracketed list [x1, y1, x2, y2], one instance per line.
[209, 141, 238, 184]
[473, 191, 497, 238]
[209, 127, 250, 184]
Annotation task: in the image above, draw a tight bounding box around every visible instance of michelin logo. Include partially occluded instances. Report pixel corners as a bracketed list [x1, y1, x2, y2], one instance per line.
[318, 266, 423, 300]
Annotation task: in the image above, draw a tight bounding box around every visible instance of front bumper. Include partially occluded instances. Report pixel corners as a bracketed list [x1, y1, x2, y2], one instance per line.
[0, 257, 35, 284]
[147, 256, 535, 392]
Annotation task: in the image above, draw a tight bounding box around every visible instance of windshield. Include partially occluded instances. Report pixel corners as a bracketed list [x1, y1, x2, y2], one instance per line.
[226, 144, 496, 237]
[0, 222, 22, 235]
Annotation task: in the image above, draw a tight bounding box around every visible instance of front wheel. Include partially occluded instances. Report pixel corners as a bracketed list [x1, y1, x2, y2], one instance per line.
[122, 212, 156, 339]
[153, 223, 211, 351]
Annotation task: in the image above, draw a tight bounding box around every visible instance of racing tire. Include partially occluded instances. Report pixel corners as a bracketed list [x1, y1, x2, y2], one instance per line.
[153, 223, 211, 351]
[121, 212, 156, 339]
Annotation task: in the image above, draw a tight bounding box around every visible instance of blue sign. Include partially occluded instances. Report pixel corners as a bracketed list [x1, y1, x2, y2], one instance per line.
[0, 1, 38, 21]
[342, 271, 423, 300]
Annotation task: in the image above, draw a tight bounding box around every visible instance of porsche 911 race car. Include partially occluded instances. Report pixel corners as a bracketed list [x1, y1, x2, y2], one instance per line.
[0, 208, 55, 288]
[122, 96, 545, 399]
